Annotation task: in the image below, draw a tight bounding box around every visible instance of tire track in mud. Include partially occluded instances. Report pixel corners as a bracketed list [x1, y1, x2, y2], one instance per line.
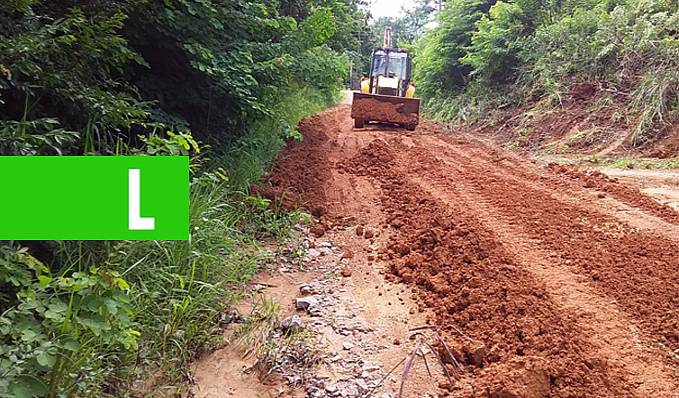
[403, 140, 679, 354]
[420, 134, 679, 231]
[341, 139, 639, 397]
[395, 143, 678, 396]
[266, 106, 679, 397]
[416, 134, 679, 241]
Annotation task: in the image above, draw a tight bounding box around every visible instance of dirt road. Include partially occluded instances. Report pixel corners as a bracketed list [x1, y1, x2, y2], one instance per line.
[265, 105, 679, 397]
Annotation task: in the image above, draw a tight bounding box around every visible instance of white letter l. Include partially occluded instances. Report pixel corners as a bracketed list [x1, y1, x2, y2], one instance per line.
[128, 169, 155, 231]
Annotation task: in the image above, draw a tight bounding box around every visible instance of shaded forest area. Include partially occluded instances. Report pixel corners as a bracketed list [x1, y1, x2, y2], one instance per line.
[0, 1, 371, 396]
[391, 0, 679, 150]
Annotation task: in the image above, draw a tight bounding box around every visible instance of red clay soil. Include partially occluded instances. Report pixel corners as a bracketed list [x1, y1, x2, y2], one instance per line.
[642, 124, 679, 158]
[351, 97, 419, 126]
[466, 83, 632, 154]
[460, 82, 679, 158]
[547, 163, 679, 225]
[265, 105, 679, 397]
[258, 113, 333, 218]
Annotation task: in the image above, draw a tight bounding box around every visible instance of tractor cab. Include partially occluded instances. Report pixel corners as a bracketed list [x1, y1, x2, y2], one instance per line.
[365, 48, 414, 98]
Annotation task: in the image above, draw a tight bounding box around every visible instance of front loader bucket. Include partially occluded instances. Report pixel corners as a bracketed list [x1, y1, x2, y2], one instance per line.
[351, 92, 420, 130]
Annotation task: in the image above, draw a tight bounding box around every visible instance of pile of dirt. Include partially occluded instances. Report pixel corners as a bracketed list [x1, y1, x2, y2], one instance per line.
[351, 97, 419, 126]
[258, 113, 333, 219]
[548, 163, 679, 225]
[410, 142, 679, 352]
[343, 139, 631, 397]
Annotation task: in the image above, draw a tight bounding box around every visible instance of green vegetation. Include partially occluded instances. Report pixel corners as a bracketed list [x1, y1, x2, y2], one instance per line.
[0, 0, 368, 396]
[411, 0, 679, 144]
[593, 156, 679, 170]
[6, 0, 676, 395]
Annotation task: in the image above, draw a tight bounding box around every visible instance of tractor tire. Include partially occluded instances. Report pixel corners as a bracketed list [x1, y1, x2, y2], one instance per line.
[406, 124, 417, 131]
[354, 118, 365, 128]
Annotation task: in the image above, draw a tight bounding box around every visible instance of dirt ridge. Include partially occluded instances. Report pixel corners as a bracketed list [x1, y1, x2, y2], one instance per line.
[262, 105, 679, 397]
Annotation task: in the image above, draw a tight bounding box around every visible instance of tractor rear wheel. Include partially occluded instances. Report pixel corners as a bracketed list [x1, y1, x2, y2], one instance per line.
[354, 118, 365, 128]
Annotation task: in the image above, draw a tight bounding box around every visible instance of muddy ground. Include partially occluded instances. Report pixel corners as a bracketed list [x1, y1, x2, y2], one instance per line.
[193, 105, 679, 397]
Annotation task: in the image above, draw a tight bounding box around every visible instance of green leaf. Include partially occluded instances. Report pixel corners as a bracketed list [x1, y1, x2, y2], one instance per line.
[37, 275, 52, 288]
[77, 314, 109, 335]
[10, 376, 48, 398]
[62, 339, 80, 351]
[113, 277, 129, 291]
[36, 351, 56, 367]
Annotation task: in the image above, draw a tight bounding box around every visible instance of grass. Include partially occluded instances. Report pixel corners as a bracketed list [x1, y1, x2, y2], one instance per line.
[107, 85, 339, 393]
[237, 295, 282, 357]
[53, 174, 305, 395]
[104, 87, 337, 393]
[592, 156, 679, 170]
[0, 85, 341, 397]
[223, 85, 341, 189]
[630, 69, 679, 145]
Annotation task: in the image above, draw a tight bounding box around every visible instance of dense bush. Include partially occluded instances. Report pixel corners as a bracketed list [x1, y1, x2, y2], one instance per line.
[0, 0, 365, 396]
[414, 0, 679, 141]
[413, 0, 495, 100]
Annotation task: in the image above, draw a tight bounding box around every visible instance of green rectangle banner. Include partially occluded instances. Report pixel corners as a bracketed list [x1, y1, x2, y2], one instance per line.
[0, 156, 189, 240]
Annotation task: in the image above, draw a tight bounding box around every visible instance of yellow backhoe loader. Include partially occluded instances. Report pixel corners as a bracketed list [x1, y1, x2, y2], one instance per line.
[351, 27, 420, 131]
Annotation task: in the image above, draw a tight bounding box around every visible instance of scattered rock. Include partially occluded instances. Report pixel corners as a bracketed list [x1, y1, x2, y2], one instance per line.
[342, 250, 354, 259]
[218, 311, 243, 325]
[325, 384, 338, 394]
[299, 284, 316, 295]
[251, 284, 267, 292]
[355, 225, 364, 237]
[287, 375, 302, 385]
[354, 379, 369, 395]
[362, 364, 380, 373]
[343, 341, 354, 350]
[392, 338, 401, 345]
[296, 295, 321, 311]
[364, 228, 374, 239]
[329, 355, 342, 362]
[341, 267, 353, 277]
[308, 248, 322, 258]
[280, 315, 305, 334]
